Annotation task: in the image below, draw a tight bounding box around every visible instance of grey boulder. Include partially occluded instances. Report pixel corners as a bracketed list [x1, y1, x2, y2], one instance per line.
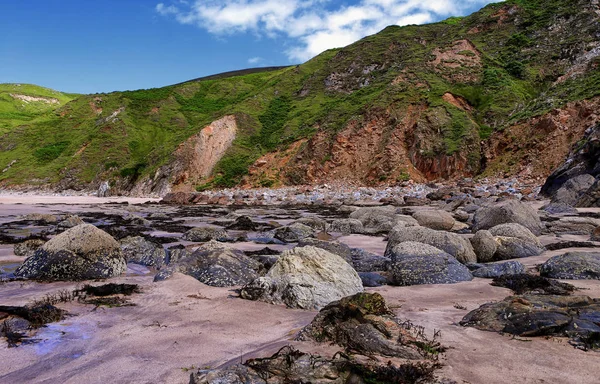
[412, 210, 455, 230]
[120, 236, 167, 267]
[240, 246, 363, 310]
[14, 224, 126, 281]
[473, 200, 544, 236]
[387, 242, 472, 286]
[385, 225, 476, 264]
[468, 261, 526, 278]
[540, 252, 600, 280]
[183, 226, 231, 242]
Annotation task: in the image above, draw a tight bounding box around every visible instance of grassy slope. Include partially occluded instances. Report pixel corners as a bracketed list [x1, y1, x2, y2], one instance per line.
[0, 0, 598, 190]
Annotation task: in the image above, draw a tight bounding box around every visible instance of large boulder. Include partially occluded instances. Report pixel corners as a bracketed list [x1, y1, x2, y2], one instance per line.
[14, 224, 126, 281]
[552, 174, 596, 206]
[388, 242, 472, 286]
[468, 261, 525, 278]
[240, 246, 363, 310]
[412, 210, 455, 231]
[349, 206, 418, 233]
[328, 219, 363, 234]
[539, 252, 600, 280]
[273, 223, 315, 242]
[183, 226, 230, 242]
[547, 217, 600, 235]
[541, 123, 600, 199]
[460, 295, 600, 348]
[170, 248, 262, 287]
[349, 206, 397, 224]
[489, 223, 544, 260]
[470, 230, 497, 262]
[385, 226, 476, 264]
[473, 200, 544, 236]
[119, 236, 167, 267]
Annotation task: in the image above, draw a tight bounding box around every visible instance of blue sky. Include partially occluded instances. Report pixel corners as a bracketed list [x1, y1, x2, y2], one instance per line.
[0, 0, 499, 94]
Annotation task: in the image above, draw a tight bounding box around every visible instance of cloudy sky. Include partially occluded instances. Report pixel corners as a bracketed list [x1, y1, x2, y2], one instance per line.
[0, 0, 499, 93]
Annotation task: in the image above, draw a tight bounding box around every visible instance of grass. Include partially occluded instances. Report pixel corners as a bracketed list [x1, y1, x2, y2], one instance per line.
[0, 0, 597, 189]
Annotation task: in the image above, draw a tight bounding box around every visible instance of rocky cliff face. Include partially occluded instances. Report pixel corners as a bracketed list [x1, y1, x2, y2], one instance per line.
[125, 116, 238, 196]
[541, 121, 600, 207]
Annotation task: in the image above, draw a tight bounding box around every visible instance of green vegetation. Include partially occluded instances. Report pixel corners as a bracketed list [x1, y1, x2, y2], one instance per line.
[0, 0, 597, 190]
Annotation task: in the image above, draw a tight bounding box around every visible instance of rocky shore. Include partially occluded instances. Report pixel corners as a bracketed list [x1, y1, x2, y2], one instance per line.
[0, 170, 598, 383]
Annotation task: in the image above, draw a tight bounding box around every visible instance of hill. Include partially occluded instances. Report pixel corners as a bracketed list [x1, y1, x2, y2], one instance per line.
[0, 0, 599, 195]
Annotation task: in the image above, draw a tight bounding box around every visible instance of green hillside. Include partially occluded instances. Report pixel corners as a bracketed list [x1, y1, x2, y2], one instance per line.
[0, 0, 598, 192]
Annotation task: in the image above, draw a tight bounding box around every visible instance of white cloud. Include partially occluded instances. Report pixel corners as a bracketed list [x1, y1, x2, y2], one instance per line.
[156, 0, 499, 62]
[248, 56, 264, 64]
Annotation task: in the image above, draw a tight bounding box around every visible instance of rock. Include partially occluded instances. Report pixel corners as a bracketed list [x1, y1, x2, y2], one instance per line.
[350, 206, 406, 232]
[540, 252, 600, 280]
[468, 261, 525, 278]
[225, 216, 258, 230]
[297, 238, 353, 264]
[167, 246, 192, 265]
[473, 200, 544, 236]
[161, 192, 193, 205]
[174, 248, 262, 287]
[349, 206, 396, 223]
[493, 236, 545, 260]
[351, 248, 390, 272]
[491, 273, 575, 295]
[453, 210, 470, 222]
[297, 292, 425, 359]
[547, 217, 600, 235]
[240, 246, 363, 310]
[190, 347, 347, 384]
[119, 236, 167, 267]
[542, 202, 578, 215]
[489, 223, 544, 260]
[273, 222, 315, 242]
[183, 227, 230, 242]
[22, 213, 58, 224]
[190, 345, 445, 384]
[592, 227, 600, 241]
[470, 230, 497, 262]
[460, 294, 600, 347]
[58, 215, 85, 229]
[451, 221, 470, 232]
[553, 174, 596, 206]
[541, 123, 600, 199]
[387, 242, 473, 286]
[124, 214, 151, 226]
[385, 226, 477, 264]
[328, 218, 363, 234]
[412, 210, 455, 230]
[295, 217, 328, 231]
[14, 224, 126, 281]
[404, 196, 429, 206]
[358, 272, 388, 287]
[13, 239, 46, 257]
[148, 212, 170, 220]
[98, 181, 110, 197]
[577, 179, 600, 207]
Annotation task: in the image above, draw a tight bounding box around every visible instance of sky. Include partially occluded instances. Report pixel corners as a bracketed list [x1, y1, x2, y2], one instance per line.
[0, 0, 500, 94]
